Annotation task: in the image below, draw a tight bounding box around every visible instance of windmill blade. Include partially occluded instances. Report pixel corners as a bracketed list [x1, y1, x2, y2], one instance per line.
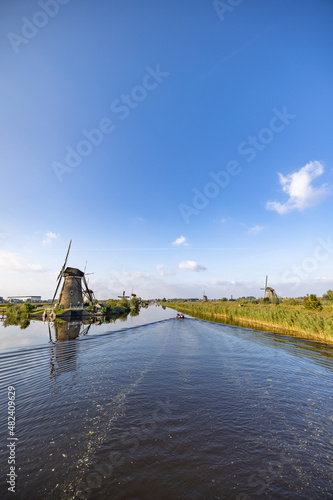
[265, 275, 268, 289]
[83, 275, 93, 303]
[63, 240, 72, 269]
[57, 240, 72, 280]
[52, 277, 62, 304]
[48, 322, 54, 343]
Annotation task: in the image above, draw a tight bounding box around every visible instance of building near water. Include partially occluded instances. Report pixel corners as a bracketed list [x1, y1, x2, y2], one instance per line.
[7, 295, 41, 303]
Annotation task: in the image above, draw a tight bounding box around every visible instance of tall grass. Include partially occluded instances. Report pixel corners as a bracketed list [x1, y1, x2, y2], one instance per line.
[167, 301, 333, 344]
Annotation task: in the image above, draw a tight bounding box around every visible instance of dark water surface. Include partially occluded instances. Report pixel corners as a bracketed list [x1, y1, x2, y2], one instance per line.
[1, 307, 333, 499]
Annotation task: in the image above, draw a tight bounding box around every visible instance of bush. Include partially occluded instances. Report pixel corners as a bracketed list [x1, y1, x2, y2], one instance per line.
[304, 294, 323, 311]
[130, 297, 140, 310]
[23, 302, 34, 313]
[118, 298, 130, 311]
[221, 297, 227, 302]
[323, 289, 333, 301]
[105, 299, 118, 308]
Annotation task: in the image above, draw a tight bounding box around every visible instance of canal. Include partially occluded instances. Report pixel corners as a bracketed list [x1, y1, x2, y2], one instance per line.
[0, 306, 333, 499]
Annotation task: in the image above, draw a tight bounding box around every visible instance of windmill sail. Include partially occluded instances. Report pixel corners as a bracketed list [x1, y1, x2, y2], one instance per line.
[57, 240, 72, 281]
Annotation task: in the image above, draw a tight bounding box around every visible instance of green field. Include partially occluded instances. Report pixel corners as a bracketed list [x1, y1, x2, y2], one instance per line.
[167, 299, 333, 344]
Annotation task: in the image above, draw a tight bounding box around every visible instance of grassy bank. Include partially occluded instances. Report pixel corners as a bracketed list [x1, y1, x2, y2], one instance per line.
[167, 300, 333, 344]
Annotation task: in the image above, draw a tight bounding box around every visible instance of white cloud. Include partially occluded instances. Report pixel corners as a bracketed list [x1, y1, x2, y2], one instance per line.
[248, 224, 266, 235]
[42, 232, 58, 245]
[266, 161, 330, 214]
[178, 260, 207, 272]
[172, 235, 189, 246]
[0, 251, 44, 273]
[157, 264, 174, 276]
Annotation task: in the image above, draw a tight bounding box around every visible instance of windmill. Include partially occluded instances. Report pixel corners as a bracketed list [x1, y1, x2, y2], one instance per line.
[260, 275, 275, 299]
[52, 241, 94, 309]
[118, 291, 130, 300]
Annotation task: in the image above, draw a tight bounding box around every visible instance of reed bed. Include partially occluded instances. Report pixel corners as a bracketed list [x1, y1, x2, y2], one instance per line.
[167, 301, 333, 344]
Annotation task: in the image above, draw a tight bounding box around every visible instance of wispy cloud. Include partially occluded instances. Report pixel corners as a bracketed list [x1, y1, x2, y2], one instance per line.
[0, 251, 44, 273]
[266, 161, 330, 214]
[248, 224, 266, 235]
[209, 280, 244, 286]
[42, 232, 59, 245]
[117, 271, 152, 279]
[178, 260, 207, 272]
[172, 235, 189, 246]
[157, 264, 174, 276]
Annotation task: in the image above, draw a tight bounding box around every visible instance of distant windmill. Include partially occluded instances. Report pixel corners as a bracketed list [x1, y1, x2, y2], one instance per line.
[203, 290, 207, 302]
[52, 241, 94, 308]
[118, 291, 130, 299]
[260, 275, 276, 299]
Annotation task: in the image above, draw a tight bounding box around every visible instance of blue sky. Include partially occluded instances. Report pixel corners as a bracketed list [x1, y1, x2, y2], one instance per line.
[1, 0, 333, 299]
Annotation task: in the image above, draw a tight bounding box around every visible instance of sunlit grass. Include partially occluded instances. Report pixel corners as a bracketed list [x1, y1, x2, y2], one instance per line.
[167, 300, 333, 344]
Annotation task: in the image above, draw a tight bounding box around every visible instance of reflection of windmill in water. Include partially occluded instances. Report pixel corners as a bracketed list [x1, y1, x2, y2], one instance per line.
[52, 241, 95, 309]
[48, 320, 92, 380]
[260, 275, 276, 299]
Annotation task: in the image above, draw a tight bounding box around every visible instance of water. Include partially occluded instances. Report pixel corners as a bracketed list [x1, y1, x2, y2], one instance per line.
[1, 307, 333, 499]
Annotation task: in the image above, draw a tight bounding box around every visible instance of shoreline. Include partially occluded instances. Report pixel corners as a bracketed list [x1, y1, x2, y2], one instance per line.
[167, 302, 333, 345]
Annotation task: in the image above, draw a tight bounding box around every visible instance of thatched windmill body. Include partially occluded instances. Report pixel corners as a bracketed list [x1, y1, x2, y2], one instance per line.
[52, 241, 94, 309]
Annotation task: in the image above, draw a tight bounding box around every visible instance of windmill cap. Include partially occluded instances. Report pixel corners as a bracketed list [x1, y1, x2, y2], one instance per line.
[63, 267, 84, 277]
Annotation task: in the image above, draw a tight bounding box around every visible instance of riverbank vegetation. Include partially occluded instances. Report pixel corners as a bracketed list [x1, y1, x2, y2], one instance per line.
[167, 293, 333, 344]
[1, 297, 142, 327]
[3, 303, 34, 329]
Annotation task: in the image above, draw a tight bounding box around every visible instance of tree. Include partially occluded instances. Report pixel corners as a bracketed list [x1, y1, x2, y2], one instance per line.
[130, 297, 140, 310]
[23, 302, 33, 313]
[118, 297, 130, 311]
[304, 294, 323, 311]
[323, 289, 333, 301]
